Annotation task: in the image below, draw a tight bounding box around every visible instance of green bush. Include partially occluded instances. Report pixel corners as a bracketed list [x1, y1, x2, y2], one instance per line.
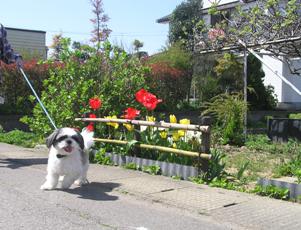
[21, 39, 148, 136]
[146, 43, 193, 110]
[0, 130, 41, 148]
[203, 93, 247, 145]
[252, 185, 289, 200]
[289, 113, 301, 119]
[92, 148, 112, 165]
[0, 60, 50, 115]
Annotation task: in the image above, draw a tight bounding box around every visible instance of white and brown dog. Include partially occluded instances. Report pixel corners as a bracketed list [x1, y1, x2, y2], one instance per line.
[40, 127, 94, 190]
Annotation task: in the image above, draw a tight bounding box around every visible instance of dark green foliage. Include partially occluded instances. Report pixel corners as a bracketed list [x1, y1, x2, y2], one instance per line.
[169, 0, 203, 50]
[203, 93, 247, 145]
[247, 54, 277, 110]
[214, 53, 243, 92]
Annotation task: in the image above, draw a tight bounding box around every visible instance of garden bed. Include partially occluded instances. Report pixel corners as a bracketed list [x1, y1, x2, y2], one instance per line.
[105, 152, 198, 180]
[258, 177, 301, 199]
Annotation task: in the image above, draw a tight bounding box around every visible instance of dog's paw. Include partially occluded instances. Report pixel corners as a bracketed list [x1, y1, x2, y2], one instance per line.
[74, 179, 89, 186]
[40, 183, 55, 190]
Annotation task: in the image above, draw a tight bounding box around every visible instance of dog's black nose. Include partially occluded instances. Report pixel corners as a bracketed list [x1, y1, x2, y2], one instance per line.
[66, 140, 72, 145]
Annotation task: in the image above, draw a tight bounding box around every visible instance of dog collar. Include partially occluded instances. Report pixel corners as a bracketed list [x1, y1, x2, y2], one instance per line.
[56, 154, 67, 159]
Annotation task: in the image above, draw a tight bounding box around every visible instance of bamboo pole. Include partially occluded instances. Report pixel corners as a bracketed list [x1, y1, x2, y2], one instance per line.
[94, 138, 211, 160]
[75, 118, 210, 133]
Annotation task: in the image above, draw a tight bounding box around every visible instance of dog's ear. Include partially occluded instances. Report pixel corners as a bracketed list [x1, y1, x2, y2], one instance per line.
[74, 131, 85, 150]
[46, 129, 61, 148]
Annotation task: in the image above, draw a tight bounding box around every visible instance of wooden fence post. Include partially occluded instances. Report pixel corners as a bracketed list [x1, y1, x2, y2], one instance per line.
[199, 116, 212, 174]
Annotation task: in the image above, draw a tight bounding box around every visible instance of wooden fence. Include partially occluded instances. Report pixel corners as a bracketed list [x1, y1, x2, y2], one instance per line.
[75, 116, 212, 172]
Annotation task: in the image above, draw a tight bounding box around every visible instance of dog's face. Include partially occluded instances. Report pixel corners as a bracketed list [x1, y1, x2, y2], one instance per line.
[46, 128, 84, 155]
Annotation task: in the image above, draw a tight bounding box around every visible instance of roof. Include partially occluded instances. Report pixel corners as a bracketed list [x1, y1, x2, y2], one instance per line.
[5, 27, 46, 34]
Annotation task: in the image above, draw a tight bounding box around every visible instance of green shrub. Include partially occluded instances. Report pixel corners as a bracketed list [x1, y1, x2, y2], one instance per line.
[201, 148, 227, 182]
[252, 185, 289, 200]
[0, 60, 50, 115]
[203, 93, 247, 145]
[289, 113, 301, 119]
[142, 165, 161, 175]
[124, 162, 140, 170]
[0, 130, 41, 148]
[146, 43, 193, 110]
[21, 39, 148, 136]
[92, 148, 112, 165]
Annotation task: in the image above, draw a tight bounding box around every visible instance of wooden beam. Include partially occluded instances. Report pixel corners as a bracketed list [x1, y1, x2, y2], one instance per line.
[94, 138, 211, 160]
[75, 118, 210, 133]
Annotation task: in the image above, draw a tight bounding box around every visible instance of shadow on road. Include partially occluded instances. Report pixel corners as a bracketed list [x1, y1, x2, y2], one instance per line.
[63, 182, 120, 201]
[0, 157, 47, 169]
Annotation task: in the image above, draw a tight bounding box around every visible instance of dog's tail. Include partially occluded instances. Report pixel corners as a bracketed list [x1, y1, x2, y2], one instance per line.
[81, 128, 94, 150]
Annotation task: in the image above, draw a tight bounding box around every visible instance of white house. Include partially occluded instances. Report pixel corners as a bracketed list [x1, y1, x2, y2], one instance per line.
[157, 0, 301, 110]
[6, 27, 47, 60]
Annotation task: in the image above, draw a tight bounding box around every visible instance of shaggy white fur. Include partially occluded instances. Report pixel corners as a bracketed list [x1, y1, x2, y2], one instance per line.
[40, 127, 94, 190]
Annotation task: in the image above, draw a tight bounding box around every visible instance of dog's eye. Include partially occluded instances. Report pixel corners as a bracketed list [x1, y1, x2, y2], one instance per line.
[56, 135, 68, 143]
[72, 135, 79, 143]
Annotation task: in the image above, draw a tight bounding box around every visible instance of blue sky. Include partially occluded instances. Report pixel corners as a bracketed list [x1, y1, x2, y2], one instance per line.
[0, 0, 184, 55]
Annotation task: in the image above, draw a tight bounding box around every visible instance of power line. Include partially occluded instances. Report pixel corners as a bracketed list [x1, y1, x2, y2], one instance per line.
[47, 30, 167, 37]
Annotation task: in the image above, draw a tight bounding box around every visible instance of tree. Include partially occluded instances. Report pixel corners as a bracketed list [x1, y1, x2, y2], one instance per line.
[133, 39, 144, 53]
[195, 0, 301, 74]
[49, 33, 63, 60]
[247, 54, 277, 110]
[213, 53, 243, 92]
[169, 0, 203, 50]
[90, 0, 111, 48]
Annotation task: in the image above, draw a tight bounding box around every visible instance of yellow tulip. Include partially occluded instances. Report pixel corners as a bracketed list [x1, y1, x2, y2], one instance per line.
[178, 130, 185, 137]
[146, 116, 156, 122]
[123, 123, 134, 131]
[179, 118, 190, 125]
[105, 115, 119, 129]
[172, 143, 177, 148]
[170, 114, 177, 123]
[178, 118, 190, 136]
[160, 131, 167, 139]
[172, 132, 180, 141]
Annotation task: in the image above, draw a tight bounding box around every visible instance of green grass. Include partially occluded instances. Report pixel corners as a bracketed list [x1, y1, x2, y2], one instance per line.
[0, 130, 42, 148]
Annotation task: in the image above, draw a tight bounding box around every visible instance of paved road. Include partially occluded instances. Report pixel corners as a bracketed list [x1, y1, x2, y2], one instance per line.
[0, 144, 236, 230]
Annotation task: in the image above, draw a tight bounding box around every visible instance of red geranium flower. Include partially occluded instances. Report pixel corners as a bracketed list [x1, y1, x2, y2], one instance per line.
[86, 122, 94, 132]
[89, 113, 97, 119]
[89, 97, 102, 110]
[124, 107, 140, 120]
[135, 89, 162, 111]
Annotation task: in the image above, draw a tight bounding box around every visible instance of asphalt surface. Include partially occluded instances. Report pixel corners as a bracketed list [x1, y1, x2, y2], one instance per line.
[2, 142, 301, 230]
[0, 143, 235, 230]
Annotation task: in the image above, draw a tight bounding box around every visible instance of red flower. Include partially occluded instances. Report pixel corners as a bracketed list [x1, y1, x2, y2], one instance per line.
[135, 89, 148, 104]
[89, 113, 97, 119]
[86, 122, 94, 132]
[135, 89, 162, 111]
[89, 97, 102, 110]
[143, 93, 162, 111]
[124, 107, 140, 120]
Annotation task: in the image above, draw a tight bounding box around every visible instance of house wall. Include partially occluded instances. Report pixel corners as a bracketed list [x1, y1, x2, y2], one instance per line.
[6, 28, 47, 60]
[262, 55, 284, 103]
[281, 58, 301, 109]
[262, 55, 301, 109]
